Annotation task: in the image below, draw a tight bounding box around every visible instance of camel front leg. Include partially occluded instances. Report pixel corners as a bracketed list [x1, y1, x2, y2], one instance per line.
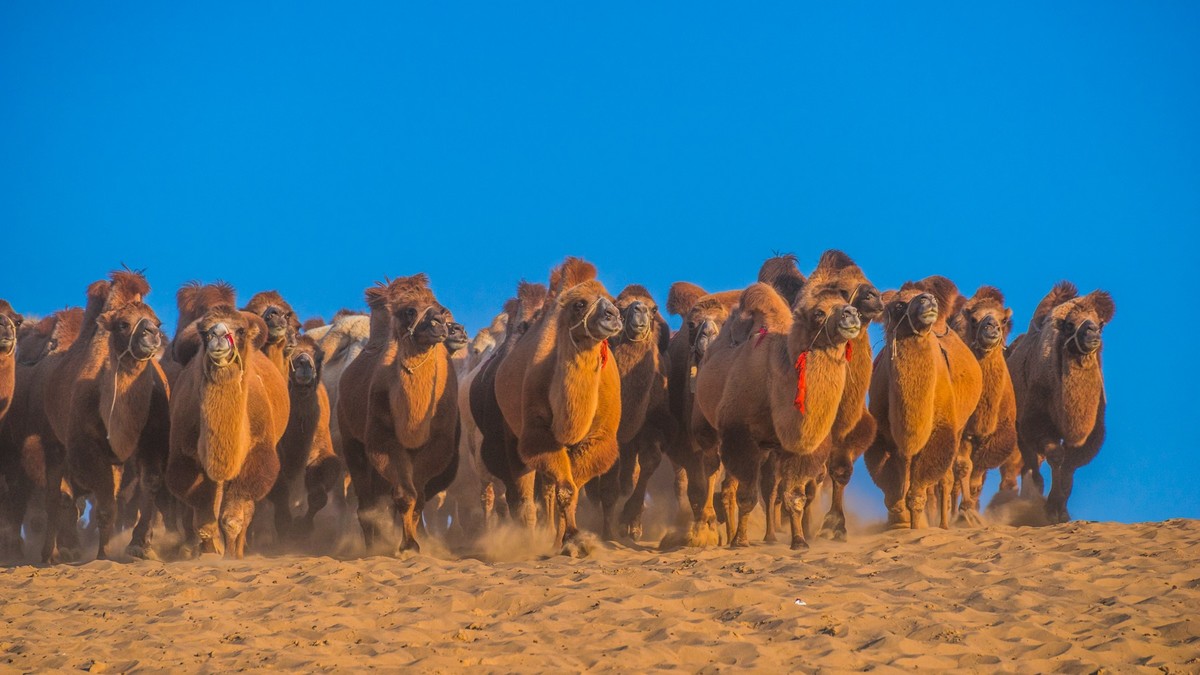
[127, 459, 165, 560]
[620, 435, 663, 541]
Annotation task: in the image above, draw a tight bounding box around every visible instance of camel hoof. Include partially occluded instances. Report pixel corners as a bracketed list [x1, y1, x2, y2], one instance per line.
[729, 535, 750, 549]
[125, 544, 160, 561]
[763, 532, 778, 544]
[790, 538, 809, 551]
[561, 531, 602, 558]
[684, 523, 721, 548]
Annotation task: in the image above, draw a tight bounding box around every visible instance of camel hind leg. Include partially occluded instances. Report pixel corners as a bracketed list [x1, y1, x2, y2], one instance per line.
[127, 459, 165, 560]
[1047, 409, 1105, 525]
[908, 425, 958, 530]
[619, 434, 663, 541]
[759, 451, 780, 544]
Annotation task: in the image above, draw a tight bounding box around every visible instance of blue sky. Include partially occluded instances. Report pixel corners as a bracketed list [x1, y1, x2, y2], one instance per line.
[2, 3, 1196, 522]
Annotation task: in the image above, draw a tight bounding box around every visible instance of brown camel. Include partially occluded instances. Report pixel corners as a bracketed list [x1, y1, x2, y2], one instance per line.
[336, 282, 398, 550]
[39, 271, 167, 562]
[701, 282, 861, 549]
[242, 291, 301, 377]
[470, 282, 549, 528]
[662, 282, 741, 547]
[268, 334, 346, 540]
[589, 284, 674, 541]
[162, 281, 237, 384]
[948, 286, 1019, 524]
[495, 258, 623, 549]
[1007, 281, 1113, 523]
[357, 274, 457, 553]
[0, 308, 87, 561]
[864, 276, 981, 529]
[791, 251, 886, 542]
[167, 304, 289, 558]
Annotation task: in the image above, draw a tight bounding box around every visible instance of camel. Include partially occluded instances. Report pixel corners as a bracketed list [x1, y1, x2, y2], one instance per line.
[494, 258, 623, 549]
[36, 270, 166, 562]
[242, 291, 301, 377]
[1, 308, 87, 561]
[662, 282, 741, 547]
[308, 310, 370, 461]
[948, 286, 1019, 524]
[166, 302, 289, 559]
[161, 281, 237, 385]
[776, 251, 884, 543]
[698, 282, 861, 549]
[0, 300, 21, 424]
[335, 283, 398, 550]
[470, 282, 549, 528]
[358, 274, 457, 553]
[1006, 281, 1113, 523]
[268, 334, 345, 540]
[864, 276, 981, 530]
[589, 284, 673, 541]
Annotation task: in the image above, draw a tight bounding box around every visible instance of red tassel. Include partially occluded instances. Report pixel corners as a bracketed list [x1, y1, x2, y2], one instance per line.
[755, 326, 768, 347]
[794, 351, 808, 414]
[845, 340, 852, 362]
[226, 334, 235, 349]
[600, 340, 609, 369]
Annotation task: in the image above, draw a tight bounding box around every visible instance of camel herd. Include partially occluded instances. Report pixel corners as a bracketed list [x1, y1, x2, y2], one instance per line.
[0, 252, 1113, 562]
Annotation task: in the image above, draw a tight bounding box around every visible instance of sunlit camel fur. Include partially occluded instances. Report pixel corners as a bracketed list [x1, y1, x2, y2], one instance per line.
[1006, 281, 1114, 524]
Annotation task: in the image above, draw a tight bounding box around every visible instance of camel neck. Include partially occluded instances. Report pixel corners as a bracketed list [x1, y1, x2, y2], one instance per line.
[198, 364, 252, 482]
[550, 328, 606, 447]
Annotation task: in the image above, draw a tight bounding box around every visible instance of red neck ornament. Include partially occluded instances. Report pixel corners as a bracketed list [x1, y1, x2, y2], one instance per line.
[600, 340, 609, 369]
[755, 326, 768, 347]
[793, 342, 853, 414]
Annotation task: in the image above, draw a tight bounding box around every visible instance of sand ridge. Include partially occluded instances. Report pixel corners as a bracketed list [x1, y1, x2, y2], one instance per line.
[1, 519, 1197, 672]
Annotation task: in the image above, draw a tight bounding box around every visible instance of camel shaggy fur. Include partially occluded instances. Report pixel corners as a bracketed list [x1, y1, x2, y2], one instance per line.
[242, 291, 301, 378]
[268, 334, 345, 540]
[865, 276, 982, 529]
[948, 286, 1019, 524]
[1006, 281, 1113, 523]
[495, 258, 623, 548]
[167, 303, 289, 558]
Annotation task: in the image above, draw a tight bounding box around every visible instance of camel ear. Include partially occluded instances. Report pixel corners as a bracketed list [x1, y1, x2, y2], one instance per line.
[97, 310, 118, 331]
[242, 311, 269, 351]
[1088, 290, 1115, 324]
[880, 290, 897, 306]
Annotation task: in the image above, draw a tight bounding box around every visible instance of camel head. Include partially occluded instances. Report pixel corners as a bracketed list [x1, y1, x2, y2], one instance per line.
[805, 250, 883, 323]
[951, 286, 1012, 356]
[793, 288, 862, 350]
[0, 300, 23, 357]
[503, 281, 549, 340]
[287, 334, 325, 387]
[17, 314, 55, 365]
[196, 306, 267, 380]
[1049, 289, 1114, 359]
[100, 302, 164, 363]
[384, 274, 451, 347]
[883, 275, 961, 341]
[558, 280, 622, 346]
[243, 291, 299, 351]
[445, 321, 469, 355]
[615, 285, 660, 344]
[685, 292, 738, 362]
[469, 328, 496, 361]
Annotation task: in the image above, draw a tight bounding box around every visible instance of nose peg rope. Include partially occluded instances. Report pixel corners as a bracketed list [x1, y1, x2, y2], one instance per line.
[107, 317, 156, 441]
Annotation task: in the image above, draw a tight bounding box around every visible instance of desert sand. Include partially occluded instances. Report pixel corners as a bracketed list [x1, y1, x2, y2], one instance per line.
[1, 518, 1197, 673]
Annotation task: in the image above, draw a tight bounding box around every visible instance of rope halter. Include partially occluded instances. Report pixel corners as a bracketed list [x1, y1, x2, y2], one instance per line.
[0, 313, 17, 356]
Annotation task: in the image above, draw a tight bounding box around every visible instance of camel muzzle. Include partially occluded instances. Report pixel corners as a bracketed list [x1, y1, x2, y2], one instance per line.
[292, 354, 317, 385]
[446, 323, 469, 353]
[1077, 321, 1102, 354]
[912, 294, 938, 328]
[205, 323, 236, 365]
[977, 318, 1003, 349]
[836, 306, 862, 339]
[593, 299, 623, 338]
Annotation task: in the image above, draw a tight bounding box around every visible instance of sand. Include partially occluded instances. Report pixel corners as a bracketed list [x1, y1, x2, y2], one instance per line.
[1, 519, 1197, 673]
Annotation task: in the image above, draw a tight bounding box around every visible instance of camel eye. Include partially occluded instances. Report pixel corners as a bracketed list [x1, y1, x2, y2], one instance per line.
[118, 321, 130, 332]
[574, 300, 587, 311]
[813, 310, 827, 323]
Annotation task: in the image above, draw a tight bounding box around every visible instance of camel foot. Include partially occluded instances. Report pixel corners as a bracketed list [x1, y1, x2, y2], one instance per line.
[729, 533, 750, 548]
[394, 539, 421, 557]
[1045, 503, 1071, 525]
[561, 531, 603, 558]
[621, 517, 643, 543]
[658, 529, 688, 550]
[684, 522, 721, 548]
[790, 536, 809, 551]
[955, 509, 984, 528]
[125, 543, 160, 561]
[763, 531, 778, 544]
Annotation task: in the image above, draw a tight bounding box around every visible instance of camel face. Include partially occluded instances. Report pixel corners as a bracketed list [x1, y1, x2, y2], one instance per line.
[0, 303, 23, 356]
[852, 283, 884, 322]
[259, 305, 294, 345]
[468, 329, 495, 361]
[445, 322, 469, 355]
[884, 289, 939, 338]
[1055, 292, 1114, 357]
[392, 302, 451, 346]
[102, 302, 163, 362]
[560, 282, 622, 344]
[196, 308, 262, 376]
[288, 335, 324, 387]
[801, 294, 863, 347]
[955, 290, 1013, 354]
[618, 298, 656, 343]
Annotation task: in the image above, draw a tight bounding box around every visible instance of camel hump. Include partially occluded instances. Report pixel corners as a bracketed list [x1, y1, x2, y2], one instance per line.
[1030, 280, 1079, 330]
[737, 282, 792, 330]
[1079, 290, 1116, 324]
[364, 281, 390, 310]
[667, 282, 707, 316]
[549, 257, 597, 296]
[757, 253, 806, 306]
[814, 249, 857, 274]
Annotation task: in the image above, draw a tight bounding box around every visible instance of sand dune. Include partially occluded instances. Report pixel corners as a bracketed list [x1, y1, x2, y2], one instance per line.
[1, 519, 1197, 672]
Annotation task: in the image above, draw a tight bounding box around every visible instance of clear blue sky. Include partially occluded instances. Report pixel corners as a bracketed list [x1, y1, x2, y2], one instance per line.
[2, 4, 1196, 522]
